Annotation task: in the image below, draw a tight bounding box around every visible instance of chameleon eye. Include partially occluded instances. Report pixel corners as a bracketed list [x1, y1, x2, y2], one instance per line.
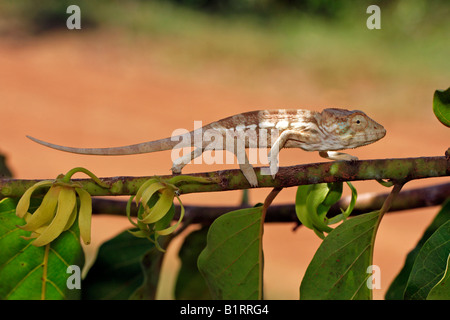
[351, 115, 367, 130]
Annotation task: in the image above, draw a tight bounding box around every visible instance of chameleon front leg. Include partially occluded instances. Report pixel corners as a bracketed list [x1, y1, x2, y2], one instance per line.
[267, 130, 298, 178]
[217, 131, 258, 187]
[319, 151, 358, 161]
[236, 150, 259, 188]
[229, 136, 258, 187]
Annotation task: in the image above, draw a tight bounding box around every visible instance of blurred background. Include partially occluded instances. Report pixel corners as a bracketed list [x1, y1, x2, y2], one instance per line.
[0, 0, 449, 299]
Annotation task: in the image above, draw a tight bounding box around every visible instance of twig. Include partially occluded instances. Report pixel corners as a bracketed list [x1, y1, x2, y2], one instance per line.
[0, 156, 449, 198]
[90, 182, 450, 224]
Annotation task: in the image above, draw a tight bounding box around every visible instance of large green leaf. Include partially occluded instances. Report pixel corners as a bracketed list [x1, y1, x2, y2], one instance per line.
[0, 198, 85, 300]
[82, 230, 155, 300]
[404, 219, 450, 300]
[386, 200, 450, 299]
[197, 206, 264, 300]
[427, 254, 450, 300]
[128, 246, 165, 300]
[300, 211, 380, 300]
[175, 226, 211, 300]
[433, 87, 450, 127]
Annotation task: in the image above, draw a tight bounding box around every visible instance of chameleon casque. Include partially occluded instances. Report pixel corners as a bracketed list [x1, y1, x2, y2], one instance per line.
[27, 108, 386, 187]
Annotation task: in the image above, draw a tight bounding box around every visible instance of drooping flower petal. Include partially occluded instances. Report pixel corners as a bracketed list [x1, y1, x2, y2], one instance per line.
[139, 182, 165, 208]
[32, 187, 76, 247]
[139, 189, 175, 224]
[135, 178, 160, 205]
[19, 186, 60, 231]
[128, 229, 152, 239]
[126, 195, 139, 228]
[63, 200, 77, 232]
[20, 224, 48, 241]
[16, 180, 53, 218]
[156, 195, 185, 236]
[75, 187, 92, 245]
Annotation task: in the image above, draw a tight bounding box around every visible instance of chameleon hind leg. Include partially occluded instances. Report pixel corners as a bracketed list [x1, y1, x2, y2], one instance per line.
[231, 138, 259, 188]
[171, 147, 204, 174]
[171, 145, 259, 187]
[237, 151, 259, 187]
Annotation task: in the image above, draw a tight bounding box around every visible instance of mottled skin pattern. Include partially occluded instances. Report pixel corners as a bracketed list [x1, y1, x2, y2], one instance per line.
[28, 108, 386, 187]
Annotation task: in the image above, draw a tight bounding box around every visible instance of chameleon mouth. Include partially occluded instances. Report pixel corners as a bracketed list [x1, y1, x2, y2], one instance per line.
[355, 128, 386, 146]
[373, 125, 387, 141]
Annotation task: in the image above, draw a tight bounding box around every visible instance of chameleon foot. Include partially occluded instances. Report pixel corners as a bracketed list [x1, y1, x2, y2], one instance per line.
[319, 151, 359, 161]
[239, 163, 259, 187]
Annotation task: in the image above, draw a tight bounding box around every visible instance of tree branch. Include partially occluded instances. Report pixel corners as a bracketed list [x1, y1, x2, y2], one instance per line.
[89, 182, 450, 224]
[0, 155, 449, 198]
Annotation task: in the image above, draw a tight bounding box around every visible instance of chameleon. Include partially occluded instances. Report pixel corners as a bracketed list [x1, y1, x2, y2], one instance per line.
[27, 108, 386, 187]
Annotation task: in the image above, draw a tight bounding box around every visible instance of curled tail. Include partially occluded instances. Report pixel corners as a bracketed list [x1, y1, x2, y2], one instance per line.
[26, 135, 182, 155]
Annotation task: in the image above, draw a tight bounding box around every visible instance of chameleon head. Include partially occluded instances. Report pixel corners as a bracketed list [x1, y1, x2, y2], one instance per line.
[320, 108, 386, 150]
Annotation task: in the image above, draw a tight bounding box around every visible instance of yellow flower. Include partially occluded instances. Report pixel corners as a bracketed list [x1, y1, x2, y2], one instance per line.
[127, 176, 213, 251]
[127, 178, 186, 251]
[16, 168, 105, 246]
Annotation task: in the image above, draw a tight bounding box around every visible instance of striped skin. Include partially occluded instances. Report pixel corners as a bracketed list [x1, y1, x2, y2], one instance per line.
[28, 108, 385, 154]
[27, 108, 386, 186]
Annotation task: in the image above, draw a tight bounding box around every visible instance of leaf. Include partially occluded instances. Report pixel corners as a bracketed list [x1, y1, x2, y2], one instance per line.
[128, 247, 165, 300]
[306, 183, 335, 234]
[197, 206, 264, 300]
[328, 182, 358, 225]
[0, 198, 85, 300]
[295, 183, 338, 237]
[175, 226, 211, 300]
[404, 219, 450, 300]
[296, 182, 356, 239]
[386, 199, 450, 299]
[81, 230, 155, 300]
[427, 254, 450, 300]
[295, 185, 315, 229]
[433, 87, 450, 127]
[300, 211, 380, 300]
[0, 153, 13, 178]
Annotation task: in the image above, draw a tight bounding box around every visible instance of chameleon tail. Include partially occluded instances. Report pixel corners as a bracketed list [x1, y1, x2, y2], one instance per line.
[26, 135, 180, 155]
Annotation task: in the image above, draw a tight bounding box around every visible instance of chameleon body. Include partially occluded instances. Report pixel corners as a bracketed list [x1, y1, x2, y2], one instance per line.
[27, 108, 386, 187]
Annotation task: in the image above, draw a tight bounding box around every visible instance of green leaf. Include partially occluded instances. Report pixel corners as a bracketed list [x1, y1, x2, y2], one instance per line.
[328, 182, 357, 225]
[433, 87, 450, 127]
[295, 183, 338, 237]
[386, 200, 450, 299]
[0, 153, 13, 178]
[175, 226, 211, 300]
[295, 185, 315, 229]
[129, 247, 165, 300]
[197, 206, 264, 300]
[306, 183, 335, 234]
[82, 230, 155, 300]
[427, 254, 450, 300]
[296, 182, 357, 239]
[404, 219, 450, 300]
[300, 211, 380, 300]
[0, 198, 85, 300]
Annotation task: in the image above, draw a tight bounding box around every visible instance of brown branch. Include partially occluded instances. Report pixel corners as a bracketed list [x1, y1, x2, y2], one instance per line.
[1, 155, 449, 198]
[91, 182, 450, 224]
